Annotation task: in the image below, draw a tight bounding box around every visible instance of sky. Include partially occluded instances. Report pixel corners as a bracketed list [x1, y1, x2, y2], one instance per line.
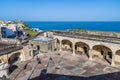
[0, 0, 120, 21]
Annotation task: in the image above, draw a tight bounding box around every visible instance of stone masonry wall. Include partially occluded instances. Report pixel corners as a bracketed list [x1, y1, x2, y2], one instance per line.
[68, 30, 120, 37]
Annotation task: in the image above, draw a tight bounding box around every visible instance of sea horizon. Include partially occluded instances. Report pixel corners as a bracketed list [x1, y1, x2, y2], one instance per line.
[24, 21, 120, 22]
[26, 21, 120, 32]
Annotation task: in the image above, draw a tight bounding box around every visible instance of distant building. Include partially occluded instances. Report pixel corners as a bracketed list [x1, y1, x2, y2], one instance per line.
[0, 24, 16, 38]
[0, 24, 24, 38]
[17, 23, 24, 30]
[8, 24, 19, 32]
[1, 26, 7, 38]
[32, 28, 42, 32]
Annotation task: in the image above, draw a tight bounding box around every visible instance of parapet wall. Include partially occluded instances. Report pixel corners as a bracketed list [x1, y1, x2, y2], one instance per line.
[68, 30, 120, 38]
[1, 38, 20, 44]
[87, 31, 120, 37]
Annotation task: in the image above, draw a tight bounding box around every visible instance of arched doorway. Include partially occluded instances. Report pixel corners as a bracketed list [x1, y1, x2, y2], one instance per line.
[92, 45, 112, 64]
[8, 52, 21, 65]
[62, 39, 72, 52]
[8, 52, 20, 74]
[37, 45, 40, 50]
[75, 42, 90, 58]
[115, 50, 120, 64]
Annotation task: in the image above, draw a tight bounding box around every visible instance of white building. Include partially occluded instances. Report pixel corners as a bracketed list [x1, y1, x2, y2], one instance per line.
[8, 24, 19, 32]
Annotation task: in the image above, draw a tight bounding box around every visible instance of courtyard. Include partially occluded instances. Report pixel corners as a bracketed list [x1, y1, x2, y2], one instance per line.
[8, 51, 120, 80]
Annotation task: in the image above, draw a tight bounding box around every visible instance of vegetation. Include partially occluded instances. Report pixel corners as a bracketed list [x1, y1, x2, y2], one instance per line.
[22, 22, 39, 37]
[68, 28, 84, 31]
[68, 28, 103, 32]
[76, 28, 84, 30]
[23, 28, 38, 37]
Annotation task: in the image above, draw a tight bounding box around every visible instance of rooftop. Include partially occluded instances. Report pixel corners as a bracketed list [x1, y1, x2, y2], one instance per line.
[32, 36, 53, 42]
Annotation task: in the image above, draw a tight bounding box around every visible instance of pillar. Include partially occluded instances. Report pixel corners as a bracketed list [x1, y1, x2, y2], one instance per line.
[55, 39, 57, 50]
[59, 40, 62, 51]
[31, 48, 34, 58]
[72, 42, 75, 56]
[4, 63, 10, 77]
[111, 51, 115, 66]
[89, 49, 93, 60]
[21, 50, 26, 61]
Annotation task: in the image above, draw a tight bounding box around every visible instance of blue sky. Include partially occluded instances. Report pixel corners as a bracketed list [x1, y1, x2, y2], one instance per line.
[0, 0, 120, 21]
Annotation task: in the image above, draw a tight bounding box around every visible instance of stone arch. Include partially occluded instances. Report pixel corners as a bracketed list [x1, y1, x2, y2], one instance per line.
[8, 52, 21, 65]
[92, 45, 112, 64]
[115, 50, 120, 63]
[75, 41, 90, 57]
[61, 39, 72, 52]
[115, 50, 120, 55]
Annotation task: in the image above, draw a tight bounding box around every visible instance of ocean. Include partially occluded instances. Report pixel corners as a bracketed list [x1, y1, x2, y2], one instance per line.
[26, 21, 120, 32]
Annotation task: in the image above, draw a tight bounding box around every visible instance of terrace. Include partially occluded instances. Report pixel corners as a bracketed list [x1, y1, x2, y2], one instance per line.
[13, 51, 120, 80]
[32, 36, 53, 42]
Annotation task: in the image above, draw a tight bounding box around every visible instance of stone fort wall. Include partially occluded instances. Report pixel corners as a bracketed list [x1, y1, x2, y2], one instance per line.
[68, 29, 120, 37]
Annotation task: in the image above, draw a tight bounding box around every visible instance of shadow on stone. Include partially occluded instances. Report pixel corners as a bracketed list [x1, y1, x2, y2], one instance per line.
[29, 70, 120, 80]
[8, 65, 18, 75]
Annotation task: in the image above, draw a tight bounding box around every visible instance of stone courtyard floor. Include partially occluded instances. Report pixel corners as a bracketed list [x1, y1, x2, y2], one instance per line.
[8, 51, 120, 80]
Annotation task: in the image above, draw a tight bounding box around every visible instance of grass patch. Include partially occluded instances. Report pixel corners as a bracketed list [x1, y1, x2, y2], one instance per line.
[22, 22, 39, 36]
[24, 28, 38, 36]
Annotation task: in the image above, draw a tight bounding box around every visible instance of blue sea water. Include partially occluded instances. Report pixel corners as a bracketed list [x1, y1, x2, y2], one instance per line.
[26, 21, 120, 32]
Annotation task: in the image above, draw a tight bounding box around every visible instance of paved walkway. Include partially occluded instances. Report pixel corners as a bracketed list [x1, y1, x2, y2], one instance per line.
[8, 51, 120, 80]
